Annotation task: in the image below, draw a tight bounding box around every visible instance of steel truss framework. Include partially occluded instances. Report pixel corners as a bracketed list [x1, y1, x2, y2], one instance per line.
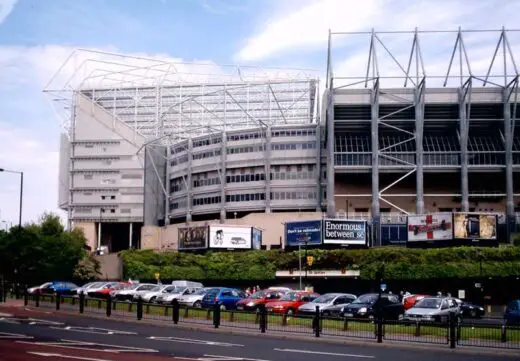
[43, 49, 319, 146]
[326, 28, 520, 244]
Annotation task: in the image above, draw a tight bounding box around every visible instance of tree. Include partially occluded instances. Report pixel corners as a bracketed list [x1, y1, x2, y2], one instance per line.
[73, 253, 101, 282]
[0, 213, 87, 285]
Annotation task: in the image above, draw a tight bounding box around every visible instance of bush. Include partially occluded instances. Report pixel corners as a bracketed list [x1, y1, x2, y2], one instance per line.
[121, 247, 520, 281]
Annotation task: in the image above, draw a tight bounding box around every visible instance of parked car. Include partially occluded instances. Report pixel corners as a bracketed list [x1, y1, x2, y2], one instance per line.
[298, 293, 357, 316]
[341, 293, 404, 320]
[112, 283, 156, 301]
[265, 291, 319, 316]
[75, 282, 104, 296]
[236, 289, 287, 311]
[177, 288, 213, 308]
[86, 282, 119, 298]
[171, 280, 204, 288]
[39, 281, 79, 296]
[89, 282, 130, 299]
[504, 299, 520, 326]
[404, 297, 460, 322]
[403, 294, 429, 310]
[138, 285, 182, 303]
[155, 285, 204, 304]
[200, 287, 246, 310]
[27, 282, 52, 295]
[453, 298, 485, 318]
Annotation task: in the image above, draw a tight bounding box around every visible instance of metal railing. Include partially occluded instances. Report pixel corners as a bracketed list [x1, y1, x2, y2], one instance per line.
[23, 292, 520, 350]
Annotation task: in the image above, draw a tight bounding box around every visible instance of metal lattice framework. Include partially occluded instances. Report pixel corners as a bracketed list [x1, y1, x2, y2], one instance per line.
[325, 28, 520, 242]
[44, 49, 319, 146]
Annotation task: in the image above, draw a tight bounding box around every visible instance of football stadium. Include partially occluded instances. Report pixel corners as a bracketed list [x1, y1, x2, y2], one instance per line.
[49, 29, 519, 253]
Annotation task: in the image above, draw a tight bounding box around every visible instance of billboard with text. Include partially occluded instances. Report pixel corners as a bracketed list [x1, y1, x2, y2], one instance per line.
[178, 226, 208, 250]
[209, 226, 253, 249]
[322, 219, 367, 245]
[285, 220, 322, 246]
[407, 213, 453, 241]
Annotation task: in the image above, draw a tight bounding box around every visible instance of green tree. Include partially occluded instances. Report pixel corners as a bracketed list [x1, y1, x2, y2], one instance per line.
[73, 253, 101, 282]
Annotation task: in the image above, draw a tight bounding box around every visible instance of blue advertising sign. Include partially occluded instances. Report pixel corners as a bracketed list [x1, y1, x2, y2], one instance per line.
[252, 228, 262, 250]
[285, 220, 322, 247]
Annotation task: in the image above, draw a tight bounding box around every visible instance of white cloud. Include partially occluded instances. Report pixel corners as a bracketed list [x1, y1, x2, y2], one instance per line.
[0, 0, 17, 24]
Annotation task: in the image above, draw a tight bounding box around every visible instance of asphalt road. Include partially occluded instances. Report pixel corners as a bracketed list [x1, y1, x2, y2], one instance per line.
[0, 309, 517, 361]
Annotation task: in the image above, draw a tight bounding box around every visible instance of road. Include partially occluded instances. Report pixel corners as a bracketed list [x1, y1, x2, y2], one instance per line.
[0, 308, 516, 361]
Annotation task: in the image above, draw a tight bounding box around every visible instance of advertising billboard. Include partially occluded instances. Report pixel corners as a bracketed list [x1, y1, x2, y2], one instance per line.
[252, 228, 262, 250]
[209, 226, 253, 249]
[453, 213, 497, 240]
[178, 226, 208, 250]
[285, 220, 322, 246]
[322, 219, 367, 245]
[407, 213, 453, 241]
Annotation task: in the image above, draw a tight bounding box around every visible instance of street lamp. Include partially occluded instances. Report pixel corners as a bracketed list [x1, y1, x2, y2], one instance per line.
[0, 169, 23, 229]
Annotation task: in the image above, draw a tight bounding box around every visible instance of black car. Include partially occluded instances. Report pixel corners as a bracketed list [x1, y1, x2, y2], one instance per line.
[454, 298, 485, 318]
[341, 293, 404, 320]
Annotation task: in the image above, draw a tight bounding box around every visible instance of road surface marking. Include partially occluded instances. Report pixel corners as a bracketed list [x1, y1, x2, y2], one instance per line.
[28, 318, 65, 325]
[273, 348, 375, 359]
[16, 340, 158, 353]
[148, 336, 244, 347]
[200, 355, 271, 361]
[49, 326, 137, 335]
[27, 352, 115, 361]
[0, 317, 21, 324]
[0, 332, 34, 339]
[0, 312, 13, 317]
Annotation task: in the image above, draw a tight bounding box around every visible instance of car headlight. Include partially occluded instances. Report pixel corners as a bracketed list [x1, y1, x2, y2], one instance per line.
[340, 307, 345, 313]
[358, 307, 367, 314]
[247, 302, 255, 307]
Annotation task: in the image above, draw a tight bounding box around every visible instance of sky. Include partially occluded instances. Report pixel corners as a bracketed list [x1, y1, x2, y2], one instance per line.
[0, 0, 519, 227]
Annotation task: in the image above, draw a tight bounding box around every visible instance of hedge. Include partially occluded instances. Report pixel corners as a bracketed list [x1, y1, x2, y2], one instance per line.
[120, 246, 520, 281]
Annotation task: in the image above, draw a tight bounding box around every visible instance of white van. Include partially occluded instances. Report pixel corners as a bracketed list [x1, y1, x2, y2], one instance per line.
[171, 280, 204, 288]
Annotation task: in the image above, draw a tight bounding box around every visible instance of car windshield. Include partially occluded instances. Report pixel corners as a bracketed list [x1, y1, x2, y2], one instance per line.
[150, 286, 162, 292]
[88, 282, 103, 288]
[205, 289, 220, 297]
[193, 288, 208, 296]
[415, 298, 442, 309]
[128, 284, 141, 290]
[251, 291, 266, 299]
[352, 294, 378, 304]
[312, 294, 336, 304]
[280, 292, 299, 301]
[169, 286, 186, 293]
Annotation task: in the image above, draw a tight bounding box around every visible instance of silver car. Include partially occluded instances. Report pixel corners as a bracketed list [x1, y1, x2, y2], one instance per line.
[113, 283, 156, 301]
[156, 286, 202, 305]
[137, 285, 178, 303]
[404, 297, 460, 322]
[298, 293, 357, 316]
[177, 287, 212, 308]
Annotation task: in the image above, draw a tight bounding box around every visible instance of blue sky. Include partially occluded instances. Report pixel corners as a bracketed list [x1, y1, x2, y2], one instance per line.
[0, 0, 519, 226]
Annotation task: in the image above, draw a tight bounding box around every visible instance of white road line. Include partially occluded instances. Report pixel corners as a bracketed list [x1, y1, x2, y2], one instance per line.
[28, 318, 64, 325]
[0, 313, 13, 317]
[273, 348, 375, 359]
[201, 355, 271, 361]
[148, 336, 244, 347]
[0, 332, 34, 339]
[27, 352, 115, 361]
[16, 340, 158, 354]
[49, 326, 137, 335]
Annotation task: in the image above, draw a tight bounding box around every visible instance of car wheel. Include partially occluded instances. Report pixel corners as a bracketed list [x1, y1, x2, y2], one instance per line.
[149, 297, 156, 303]
[194, 301, 201, 308]
[220, 304, 227, 311]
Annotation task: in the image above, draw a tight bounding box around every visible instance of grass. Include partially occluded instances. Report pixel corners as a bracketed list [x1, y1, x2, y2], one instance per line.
[31, 296, 520, 344]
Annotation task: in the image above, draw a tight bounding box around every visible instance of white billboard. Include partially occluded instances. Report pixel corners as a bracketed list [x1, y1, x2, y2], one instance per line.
[209, 226, 252, 249]
[407, 213, 453, 241]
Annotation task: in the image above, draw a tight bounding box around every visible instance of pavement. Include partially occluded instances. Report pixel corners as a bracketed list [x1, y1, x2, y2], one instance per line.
[0, 303, 518, 361]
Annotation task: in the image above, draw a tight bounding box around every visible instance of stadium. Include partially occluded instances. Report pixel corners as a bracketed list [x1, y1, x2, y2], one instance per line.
[49, 29, 519, 252]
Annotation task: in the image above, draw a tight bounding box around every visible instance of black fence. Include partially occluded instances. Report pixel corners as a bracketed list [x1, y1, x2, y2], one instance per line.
[23, 292, 520, 350]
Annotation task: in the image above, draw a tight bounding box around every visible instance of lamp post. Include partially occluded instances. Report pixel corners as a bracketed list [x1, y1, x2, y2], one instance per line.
[0, 169, 23, 229]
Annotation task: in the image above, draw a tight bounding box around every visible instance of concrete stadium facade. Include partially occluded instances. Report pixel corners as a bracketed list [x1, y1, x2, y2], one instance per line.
[51, 29, 520, 251]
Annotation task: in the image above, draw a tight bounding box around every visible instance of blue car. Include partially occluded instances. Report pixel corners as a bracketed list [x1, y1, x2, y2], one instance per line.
[40, 281, 79, 296]
[504, 299, 520, 326]
[201, 287, 246, 310]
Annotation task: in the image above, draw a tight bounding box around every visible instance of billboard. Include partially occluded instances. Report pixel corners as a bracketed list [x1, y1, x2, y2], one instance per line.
[252, 228, 262, 250]
[209, 226, 252, 249]
[453, 213, 497, 240]
[178, 226, 208, 250]
[285, 220, 322, 246]
[322, 219, 367, 245]
[407, 213, 453, 241]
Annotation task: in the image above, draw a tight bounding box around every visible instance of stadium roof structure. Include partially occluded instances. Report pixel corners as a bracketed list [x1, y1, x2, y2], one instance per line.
[43, 49, 320, 145]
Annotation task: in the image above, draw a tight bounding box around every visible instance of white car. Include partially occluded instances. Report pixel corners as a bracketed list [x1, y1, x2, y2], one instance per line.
[177, 288, 213, 308]
[112, 283, 157, 301]
[86, 282, 118, 297]
[156, 286, 202, 305]
[135, 285, 179, 303]
[27, 282, 52, 295]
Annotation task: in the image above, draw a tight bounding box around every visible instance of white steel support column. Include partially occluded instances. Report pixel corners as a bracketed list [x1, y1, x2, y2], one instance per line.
[186, 138, 193, 222]
[129, 222, 133, 249]
[371, 80, 381, 246]
[315, 123, 322, 212]
[459, 81, 471, 212]
[97, 221, 102, 249]
[264, 126, 272, 213]
[415, 80, 425, 214]
[220, 131, 227, 222]
[326, 89, 335, 217]
[504, 81, 517, 244]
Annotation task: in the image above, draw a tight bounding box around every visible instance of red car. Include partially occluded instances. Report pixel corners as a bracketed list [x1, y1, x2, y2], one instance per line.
[265, 291, 320, 316]
[90, 282, 131, 299]
[403, 294, 429, 310]
[236, 289, 287, 312]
